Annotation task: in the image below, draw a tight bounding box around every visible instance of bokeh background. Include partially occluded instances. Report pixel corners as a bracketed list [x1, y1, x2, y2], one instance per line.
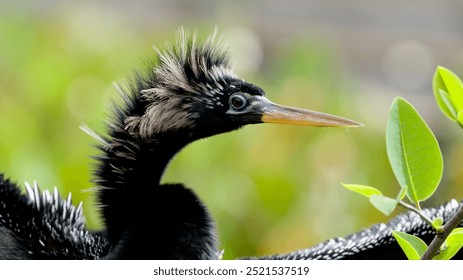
[1, 0, 463, 259]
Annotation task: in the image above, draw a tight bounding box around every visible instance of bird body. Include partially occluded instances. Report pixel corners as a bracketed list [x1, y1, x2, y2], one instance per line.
[0, 30, 460, 260]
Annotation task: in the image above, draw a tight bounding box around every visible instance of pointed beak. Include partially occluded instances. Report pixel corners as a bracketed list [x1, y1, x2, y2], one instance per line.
[256, 97, 362, 127]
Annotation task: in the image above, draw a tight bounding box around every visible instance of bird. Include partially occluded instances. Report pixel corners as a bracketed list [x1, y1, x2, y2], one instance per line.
[0, 29, 461, 260]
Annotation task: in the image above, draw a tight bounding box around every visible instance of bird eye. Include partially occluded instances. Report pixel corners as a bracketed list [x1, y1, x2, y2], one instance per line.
[229, 93, 248, 111]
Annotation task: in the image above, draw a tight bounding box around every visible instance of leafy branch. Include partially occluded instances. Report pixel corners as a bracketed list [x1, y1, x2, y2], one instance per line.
[422, 205, 463, 259]
[342, 66, 463, 260]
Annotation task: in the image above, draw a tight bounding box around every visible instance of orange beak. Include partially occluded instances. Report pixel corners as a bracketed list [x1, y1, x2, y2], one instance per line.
[257, 97, 362, 127]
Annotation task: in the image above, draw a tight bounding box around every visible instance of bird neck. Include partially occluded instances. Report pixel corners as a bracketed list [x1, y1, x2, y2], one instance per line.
[96, 128, 192, 244]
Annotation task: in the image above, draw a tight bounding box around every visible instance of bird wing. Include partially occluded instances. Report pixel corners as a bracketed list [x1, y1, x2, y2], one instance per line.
[251, 200, 462, 260]
[0, 174, 108, 259]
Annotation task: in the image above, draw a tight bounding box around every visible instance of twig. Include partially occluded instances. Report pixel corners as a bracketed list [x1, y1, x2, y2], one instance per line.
[421, 202, 463, 260]
[398, 200, 434, 228]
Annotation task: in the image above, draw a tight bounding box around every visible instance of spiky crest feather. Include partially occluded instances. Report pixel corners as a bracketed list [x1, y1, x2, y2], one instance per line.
[121, 30, 238, 138]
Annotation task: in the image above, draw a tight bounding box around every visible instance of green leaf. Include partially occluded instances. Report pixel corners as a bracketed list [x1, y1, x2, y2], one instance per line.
[386, 98, 443, 203]
[435, 89, 457, 121]
[369, 194, 398, 216]
[431, 217, 444, 228]
[342, 183, 383, 198]
[397, 185, 407, 200]
[433, 228, 463, 260]
[433, 66, 463, 122]
[392, 230, 428, 260]
[458, 110, 463, 126]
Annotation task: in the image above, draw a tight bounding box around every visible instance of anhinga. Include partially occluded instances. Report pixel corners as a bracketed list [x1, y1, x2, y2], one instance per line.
[0, 30, 461, 259]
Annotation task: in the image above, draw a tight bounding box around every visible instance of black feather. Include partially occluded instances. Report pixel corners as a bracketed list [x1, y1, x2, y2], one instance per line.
[0, 174, 107, 259]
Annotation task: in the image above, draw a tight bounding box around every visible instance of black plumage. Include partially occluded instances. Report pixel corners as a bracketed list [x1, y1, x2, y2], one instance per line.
[0, 30, 461, 260]
[257, 199, 463, 259]
[0, 174, 107, 259]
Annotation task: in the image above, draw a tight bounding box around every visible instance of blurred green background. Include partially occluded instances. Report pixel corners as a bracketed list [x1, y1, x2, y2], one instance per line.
[1, 0, 463, 259]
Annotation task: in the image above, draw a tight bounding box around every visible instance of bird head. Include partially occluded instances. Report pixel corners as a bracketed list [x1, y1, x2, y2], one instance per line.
[122, 30, 362, 141]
